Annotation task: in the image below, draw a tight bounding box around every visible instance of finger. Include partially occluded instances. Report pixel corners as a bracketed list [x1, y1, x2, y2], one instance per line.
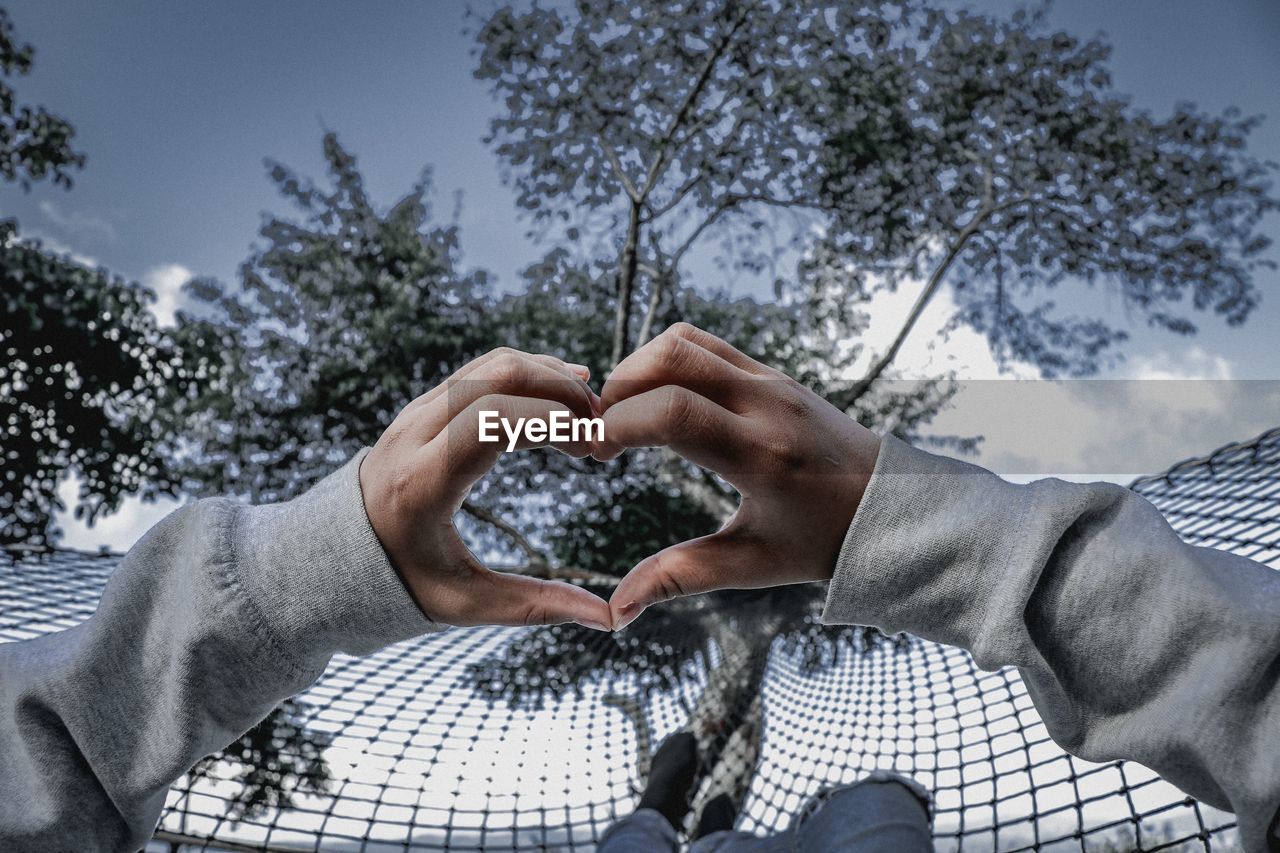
[663, 322, 773, 376]
[590, 386, 752, 484]
[410, 348, 586, 411]
[609, 530, 759, 630]
[412, 355, 597, 441]
[477, 569, 613, 631]
[425, 395, 599, 500]
[600, 329, 758, 413]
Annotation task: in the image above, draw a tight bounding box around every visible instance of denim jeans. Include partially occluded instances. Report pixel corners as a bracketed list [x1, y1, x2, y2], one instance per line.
[596, 770, 933, 853]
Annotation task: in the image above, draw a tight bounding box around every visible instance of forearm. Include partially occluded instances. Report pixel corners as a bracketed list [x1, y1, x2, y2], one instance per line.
[822, 435, 1280, 853]
[0, 450, 435, 851]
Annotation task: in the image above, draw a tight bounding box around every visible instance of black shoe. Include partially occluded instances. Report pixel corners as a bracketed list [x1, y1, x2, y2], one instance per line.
[692, 792, 738, 840]
[637, 731, 699, 830]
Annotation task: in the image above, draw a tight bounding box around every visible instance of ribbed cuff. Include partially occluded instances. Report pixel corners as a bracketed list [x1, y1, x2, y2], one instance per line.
[232, 449, 440, 660]
[819, 434, 1024, 658]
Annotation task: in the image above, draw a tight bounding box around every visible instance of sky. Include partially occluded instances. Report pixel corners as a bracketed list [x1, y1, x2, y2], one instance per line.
[1, 0, 1278, 548]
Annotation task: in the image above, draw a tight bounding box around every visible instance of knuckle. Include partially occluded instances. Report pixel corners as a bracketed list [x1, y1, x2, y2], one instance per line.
[667, 321, 702, 341]
[775, 391, 811, 423]
[378, 421, 409, 452]
[650, 559, 688, 603]
[654, 340, 702, 385]
[488, 352, 527, 387]
[386, 459, 418, 509]
[473, 393, 506, 414]
[662, 387, 697, 432]
[652, 332, 687, 368]
[762, 434, 806, 472]
[520, 594, 552, 626]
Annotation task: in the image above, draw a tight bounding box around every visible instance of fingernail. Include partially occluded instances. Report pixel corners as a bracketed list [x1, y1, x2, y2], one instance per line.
[567, 362, 590, 379]
[575, 618, 612, 632]
[613, 601, 643, 632]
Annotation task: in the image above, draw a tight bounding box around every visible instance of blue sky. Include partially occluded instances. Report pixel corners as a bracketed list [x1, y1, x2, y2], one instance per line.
[1, 0, 1278, 547]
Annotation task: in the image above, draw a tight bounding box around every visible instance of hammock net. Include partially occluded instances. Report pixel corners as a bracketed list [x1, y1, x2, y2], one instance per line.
[3, 426, 1278, 852]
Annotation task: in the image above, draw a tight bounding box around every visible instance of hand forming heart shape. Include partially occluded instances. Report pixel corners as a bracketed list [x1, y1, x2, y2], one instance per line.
[360, 324, 881, 633]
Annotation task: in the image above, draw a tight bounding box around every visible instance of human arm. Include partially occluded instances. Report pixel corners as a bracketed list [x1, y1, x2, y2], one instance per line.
[0, 349, 610, 851]
[597, 323, 1280, 853]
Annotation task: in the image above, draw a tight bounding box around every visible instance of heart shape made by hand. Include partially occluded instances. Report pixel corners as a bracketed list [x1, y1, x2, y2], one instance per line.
[361, 323, 881, 634]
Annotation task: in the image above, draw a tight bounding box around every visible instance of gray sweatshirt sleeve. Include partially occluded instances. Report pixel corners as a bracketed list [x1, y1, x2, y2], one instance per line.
[0, 449, 439, 851]
[821, 435, 1280, 853]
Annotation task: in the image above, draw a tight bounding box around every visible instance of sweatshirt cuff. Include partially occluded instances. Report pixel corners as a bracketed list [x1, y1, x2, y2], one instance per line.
[231, 449, 441, 661]
[820, 434, 1028, 661]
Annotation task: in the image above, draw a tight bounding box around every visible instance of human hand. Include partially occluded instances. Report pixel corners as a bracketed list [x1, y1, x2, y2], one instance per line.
[359, 348, 613, 631]
[593, 324, 881, 630]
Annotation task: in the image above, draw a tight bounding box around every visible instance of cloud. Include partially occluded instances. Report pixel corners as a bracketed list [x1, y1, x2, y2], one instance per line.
[143, 263, 194, 326]
[16, 228, 101, 269]
[837, 268, 1040, 382]
[852, 280, 1264, 482]
[37, 200, 118, 244]
[1126, 345, 1235, 380]
[55, 474, 183, 552]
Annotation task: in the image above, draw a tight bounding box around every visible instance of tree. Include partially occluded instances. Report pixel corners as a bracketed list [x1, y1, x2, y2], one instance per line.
[0, 228, 188, 547]
[470, 0, 1275, 818]
[0, 6, 84, 189]
[0, 8, 176, 548]
[474, 0, 1275, 395]
[0, 8, 333, 820]
[164, 134, 494, 505]
[165, 0, 1275, 829]
[808, 4, 1277, 399]
[187, 697, 332, 822]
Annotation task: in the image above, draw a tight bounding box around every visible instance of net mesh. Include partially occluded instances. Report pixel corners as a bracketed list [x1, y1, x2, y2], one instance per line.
[3, 426, 1277, 852]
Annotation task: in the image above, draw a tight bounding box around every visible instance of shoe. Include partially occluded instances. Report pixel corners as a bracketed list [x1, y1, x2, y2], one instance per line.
[692, 792, 738, 840]
[636, 731, 699, 829]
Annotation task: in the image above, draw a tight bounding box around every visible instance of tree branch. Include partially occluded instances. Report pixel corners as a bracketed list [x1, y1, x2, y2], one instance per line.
[635, 266, 668, 350]
[610, 201, 644, 367]
[637, 3, 752, 200]
[461, 499, 550, 566]
[461, 501, 620, 585]
[612, 3, 752, 367]
[831, 210, 994, 411]
[656, 449, 737, 520]
[643, 110, 758, 223]
[828, 153, 1016, 411]
[599, 135, 641, 204]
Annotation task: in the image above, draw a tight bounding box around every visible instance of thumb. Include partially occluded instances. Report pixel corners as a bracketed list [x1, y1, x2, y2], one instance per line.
[467, 566, 613, 632]
[609, 530, 754, 631]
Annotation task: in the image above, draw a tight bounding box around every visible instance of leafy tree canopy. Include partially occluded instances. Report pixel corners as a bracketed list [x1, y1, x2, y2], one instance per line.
[0, 227, 188, 547]
[0, 7, 84, 190]
[476, 0, 1276, 392]
[0, 8, 181, 548]
[166, 134, 495, 503]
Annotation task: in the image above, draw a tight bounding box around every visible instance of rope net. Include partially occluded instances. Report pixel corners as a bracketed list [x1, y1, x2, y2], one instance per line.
[3, 426, 1277, 852]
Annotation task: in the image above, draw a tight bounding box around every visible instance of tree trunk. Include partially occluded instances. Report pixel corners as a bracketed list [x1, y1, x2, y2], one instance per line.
[610, 202, 643, 369]
[684, 609, 782, 828]
[603, 691, 654, 794]
[831, 208, 991, 411]
[635, 266, 667, 350]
